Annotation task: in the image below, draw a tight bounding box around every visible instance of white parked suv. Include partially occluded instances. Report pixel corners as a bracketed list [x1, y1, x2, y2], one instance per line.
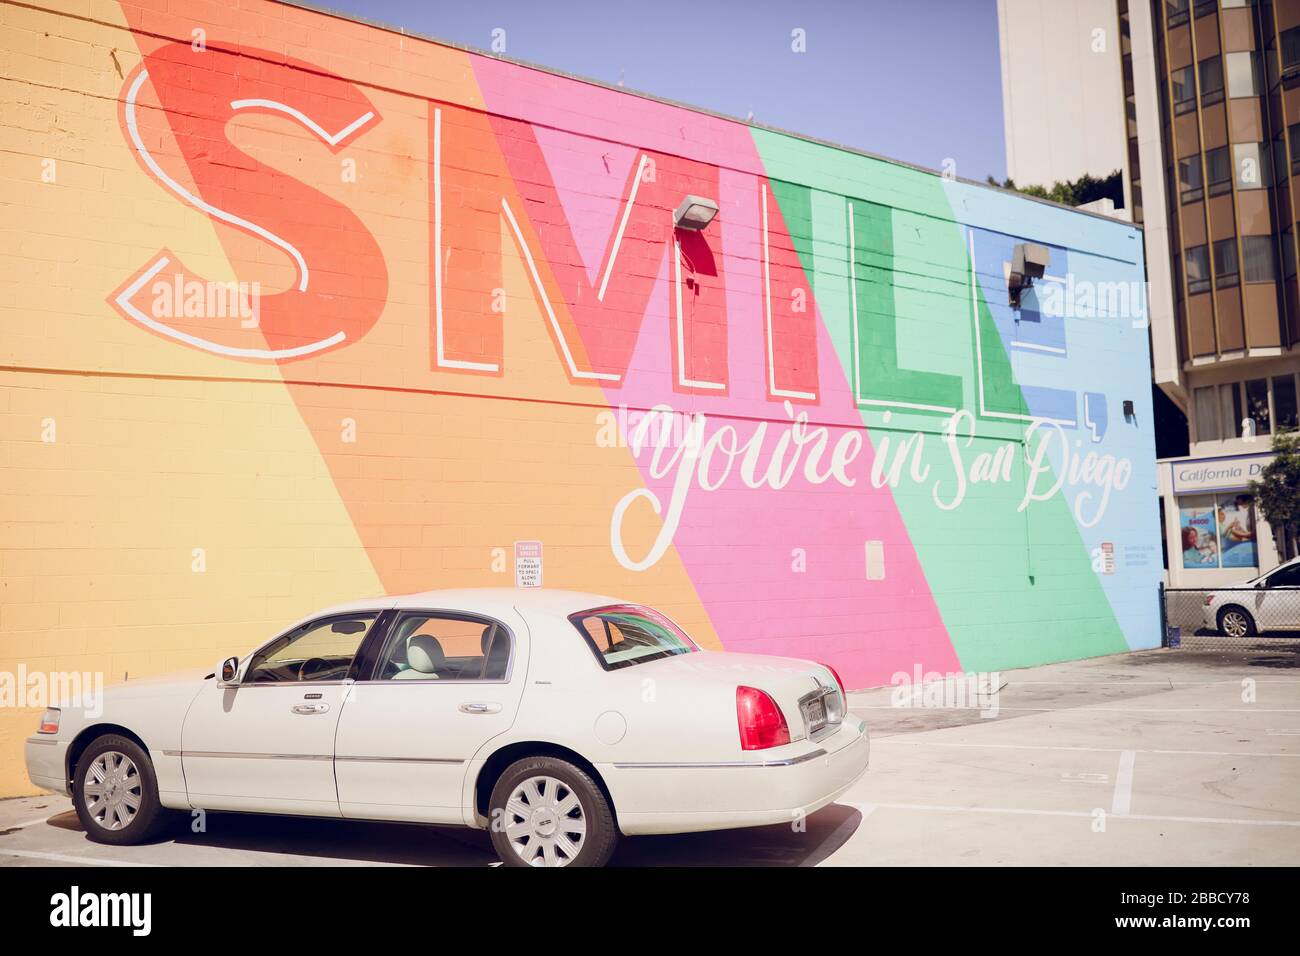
[1202, 557, 1300, 637]
[25, 589, 869, 867]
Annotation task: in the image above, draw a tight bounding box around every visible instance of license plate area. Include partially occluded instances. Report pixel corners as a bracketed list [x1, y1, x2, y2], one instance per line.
[800, 694, 827, 738]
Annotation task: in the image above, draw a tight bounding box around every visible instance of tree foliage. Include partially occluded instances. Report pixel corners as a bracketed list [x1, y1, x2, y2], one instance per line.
[1248, 429, 1300, 549]
[986, 170, 1124, 209]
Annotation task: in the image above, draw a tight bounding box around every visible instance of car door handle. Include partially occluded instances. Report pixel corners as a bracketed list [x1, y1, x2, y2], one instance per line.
[291, 703, 330, 715]
[459, 702, 501, 715]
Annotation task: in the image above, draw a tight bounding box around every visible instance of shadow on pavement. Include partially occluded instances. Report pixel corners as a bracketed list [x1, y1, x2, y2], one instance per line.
[610, 803, 864, 867]
[42, 802, 865, 867]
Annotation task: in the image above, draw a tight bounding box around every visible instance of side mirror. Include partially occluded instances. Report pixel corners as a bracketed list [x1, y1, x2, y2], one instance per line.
[218, 657, 240, 685]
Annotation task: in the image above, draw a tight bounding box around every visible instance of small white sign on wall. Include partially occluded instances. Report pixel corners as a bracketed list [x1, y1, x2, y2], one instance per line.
[515, 540, 543, 588]
[1099, 542, 1115, 575]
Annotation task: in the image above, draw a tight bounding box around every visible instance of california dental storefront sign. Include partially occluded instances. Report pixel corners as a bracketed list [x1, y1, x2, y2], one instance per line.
[1171, 453, 1273, 495]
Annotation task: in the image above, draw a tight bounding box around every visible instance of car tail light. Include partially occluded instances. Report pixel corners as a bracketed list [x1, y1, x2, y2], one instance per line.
[736, 686, 790, 750]
[818, 663, 847, 725]
[37, 708, 60, 734]
[821, 663, 847, 698]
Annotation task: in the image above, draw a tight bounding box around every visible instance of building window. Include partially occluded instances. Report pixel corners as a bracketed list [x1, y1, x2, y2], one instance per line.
[1225, 51, 1260, 97]
[1199, 57, 1225, 105]
[1275, 374, 1299, 430]
[1179, 154, 1204, 201]
[1290, 125, 1300, 173]
[1205, 146, 1232, 195]
[1212, 239, 1239, 287]
[1194, 385, 1219, 439]
[1241, 235, 1276, 282]
[1185, 244, 1211, 293]
[1168, 0, 1190, 27]
[1233, 142, 1270, 189]
[1219, 382, 1243, 438]
[1244, 378, 1271, 435]
[1171, 65, 1197, 114]
[1284, 229, 1297, 279]
[1179, 494, 1258, 570]
[1283, 27, 1300, 75]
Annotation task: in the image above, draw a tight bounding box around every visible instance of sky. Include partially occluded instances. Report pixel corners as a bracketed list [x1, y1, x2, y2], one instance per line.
[307, 0, 1008, 183]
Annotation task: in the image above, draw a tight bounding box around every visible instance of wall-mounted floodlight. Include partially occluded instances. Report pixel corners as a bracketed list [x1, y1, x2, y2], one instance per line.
[673, 195, 719, 230]
[1008, 242, 1049, 308]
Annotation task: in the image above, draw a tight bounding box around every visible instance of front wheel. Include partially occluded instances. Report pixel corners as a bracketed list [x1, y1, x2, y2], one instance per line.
[488, 756, 618, 867]
[1218, 606, 1256, 638]
[72, 734, 169, 845]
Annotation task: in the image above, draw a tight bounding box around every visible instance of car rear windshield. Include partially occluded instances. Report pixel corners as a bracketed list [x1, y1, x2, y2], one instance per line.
[568, 605, 698, 671]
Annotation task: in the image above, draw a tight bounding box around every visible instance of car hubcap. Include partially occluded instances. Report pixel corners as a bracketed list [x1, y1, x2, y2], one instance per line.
[1223, 612, 1248, 637]
[83, 751, 141, 831]
[503, 775, 586, 867]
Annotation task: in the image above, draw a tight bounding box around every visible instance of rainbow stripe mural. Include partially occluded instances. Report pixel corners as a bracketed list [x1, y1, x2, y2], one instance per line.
[0, 0, 1160, 795]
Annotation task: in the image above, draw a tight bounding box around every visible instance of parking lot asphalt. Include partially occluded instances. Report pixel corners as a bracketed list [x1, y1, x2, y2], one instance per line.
[2, 644, 1298, 866]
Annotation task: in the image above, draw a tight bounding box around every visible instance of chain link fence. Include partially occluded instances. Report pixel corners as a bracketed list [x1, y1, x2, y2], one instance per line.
[1161, 584, 1300, 650]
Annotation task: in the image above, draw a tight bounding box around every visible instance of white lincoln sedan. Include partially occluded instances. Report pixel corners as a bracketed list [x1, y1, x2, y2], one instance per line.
[25, 589, 869, 867]
[1202, 556, 1300, 637]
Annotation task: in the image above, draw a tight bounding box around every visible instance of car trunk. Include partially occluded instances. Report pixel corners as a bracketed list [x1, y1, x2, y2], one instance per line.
[649, 650, 844, 743]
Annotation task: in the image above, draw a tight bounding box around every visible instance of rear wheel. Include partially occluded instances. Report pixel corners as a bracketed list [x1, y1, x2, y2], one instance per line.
[1218, 606, 1256, 638]
[487, 756, 617, 867]
[72, 734, 169, 845]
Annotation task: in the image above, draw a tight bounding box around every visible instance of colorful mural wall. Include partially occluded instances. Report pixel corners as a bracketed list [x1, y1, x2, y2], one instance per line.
[0, 0, 1160, 794]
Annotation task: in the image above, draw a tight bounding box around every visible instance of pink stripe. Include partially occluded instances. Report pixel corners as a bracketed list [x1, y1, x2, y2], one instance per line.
[474, 61, 960, 686]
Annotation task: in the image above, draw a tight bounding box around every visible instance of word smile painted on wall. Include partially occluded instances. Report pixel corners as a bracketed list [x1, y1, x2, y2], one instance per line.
[610, 404, 1132, 570]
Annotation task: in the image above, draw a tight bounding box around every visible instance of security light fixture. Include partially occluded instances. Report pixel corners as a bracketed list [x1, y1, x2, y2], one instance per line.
[673, 195, 719, 230]
[1008, 242, 1050, 308]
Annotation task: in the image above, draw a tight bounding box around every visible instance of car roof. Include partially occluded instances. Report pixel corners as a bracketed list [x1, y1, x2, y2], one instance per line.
[312, 587, 629, 621]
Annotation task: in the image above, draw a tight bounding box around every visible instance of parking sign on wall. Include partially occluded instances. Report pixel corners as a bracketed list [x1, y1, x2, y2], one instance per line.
[515, 541, 543, 588]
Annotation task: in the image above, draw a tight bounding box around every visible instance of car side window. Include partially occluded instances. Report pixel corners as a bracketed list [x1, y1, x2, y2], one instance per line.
[580, 617, 627, 652]
[1267, 564, 1300, 587]
[244, 614, 378, 683]
[373, 612, 511, 681]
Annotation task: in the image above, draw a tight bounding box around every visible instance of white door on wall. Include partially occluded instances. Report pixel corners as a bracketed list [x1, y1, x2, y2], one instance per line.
[179, 613, 380, 815]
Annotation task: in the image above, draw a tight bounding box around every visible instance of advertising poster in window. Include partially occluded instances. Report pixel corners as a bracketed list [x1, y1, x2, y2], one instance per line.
[1218, 494, 1258, 568]
[1179, 499, 1219, 568]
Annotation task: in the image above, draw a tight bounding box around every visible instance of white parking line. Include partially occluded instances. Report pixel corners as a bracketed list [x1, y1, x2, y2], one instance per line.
[1111, 751, 1136, 816]
[0, 849, 156, 867]
[846, 802, 1300, 828]
[871, 739, 1300, 759]
[851, 705, 1300, 713]
[847, 680, 1300, 696]
[2, 814, 57, 831]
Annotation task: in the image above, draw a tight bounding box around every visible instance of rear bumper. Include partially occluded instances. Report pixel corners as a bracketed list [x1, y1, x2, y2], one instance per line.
[24, 736, 70, 795]
[604, 718, 870, 836]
